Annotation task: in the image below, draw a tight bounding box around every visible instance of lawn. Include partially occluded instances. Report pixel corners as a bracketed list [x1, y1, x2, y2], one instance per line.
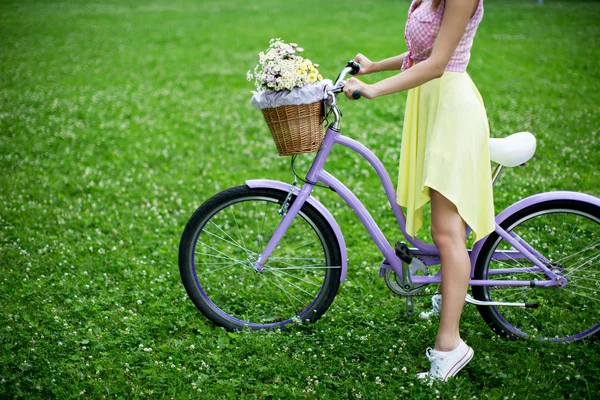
[1, 0, 599, 398]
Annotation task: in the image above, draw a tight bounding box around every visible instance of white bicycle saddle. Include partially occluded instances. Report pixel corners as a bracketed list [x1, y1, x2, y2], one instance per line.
[489, 131, 536, 167]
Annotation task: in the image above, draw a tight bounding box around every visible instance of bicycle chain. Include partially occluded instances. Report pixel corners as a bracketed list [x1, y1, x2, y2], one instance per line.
[392, 285, 520, 298]
[387, 256, 531, 298]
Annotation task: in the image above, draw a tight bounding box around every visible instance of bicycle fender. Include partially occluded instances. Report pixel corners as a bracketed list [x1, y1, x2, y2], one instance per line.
[246, 179, 348, 282]
[470, 190, 600, 272]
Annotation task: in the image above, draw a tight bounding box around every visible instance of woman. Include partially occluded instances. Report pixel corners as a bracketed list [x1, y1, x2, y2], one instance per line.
[343, 0, 495, 382]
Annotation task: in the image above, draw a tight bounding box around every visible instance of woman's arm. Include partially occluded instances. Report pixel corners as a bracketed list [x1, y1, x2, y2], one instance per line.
[355, 52, 408, 75]
[344, 0, 477, 100]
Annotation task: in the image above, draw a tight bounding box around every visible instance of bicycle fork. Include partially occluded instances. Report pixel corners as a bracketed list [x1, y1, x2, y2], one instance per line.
[253, 183, 312, 272]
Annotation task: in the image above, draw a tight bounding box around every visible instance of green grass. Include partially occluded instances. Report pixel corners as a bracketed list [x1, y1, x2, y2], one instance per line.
[1, 0, 600, 398]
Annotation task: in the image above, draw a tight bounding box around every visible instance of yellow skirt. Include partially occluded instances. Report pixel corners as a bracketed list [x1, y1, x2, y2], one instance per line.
[396, 71, 495, 243]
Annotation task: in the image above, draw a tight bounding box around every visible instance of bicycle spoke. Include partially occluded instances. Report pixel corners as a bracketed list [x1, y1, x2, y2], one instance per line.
[270, 256, 325, 262]
[492, 250, 531, 270]
[209, 216, 251, 250]
[197, 261, 240, 265]
[556, 242, 600, 265]
[565, 267, 600, 280]
[563, 251, 600, 277]
[268, 272, 304, 312]
[202, 261, 248, 274]
[267, 253, 324, 269]
[564, 283, 600, 294]
[566, 275, 600, 285]
[268, 265, 341, 270]
[266, 268, 323, 287]
[229, 203, 249, 252]
[560, 214, 581, 258]
[197, 241, 244, 264]
[268, 269, 317, 298]
[285, 226, 317, 242]
[491, 289, 530, 301]
[195, 251, 242, 262]
[268, 257, 306, 269]
[277, 240, 319, 257]
[203, 229, 254, 257]
[564, 268, 600, 275]
[259, 200, 269, 252]
[254, 201, 262, 251]
[561, 288, 600, 304]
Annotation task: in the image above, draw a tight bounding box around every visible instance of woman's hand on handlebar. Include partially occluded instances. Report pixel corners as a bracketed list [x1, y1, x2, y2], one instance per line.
[343, 77, 375, 100]
[353, 53, 375, 75]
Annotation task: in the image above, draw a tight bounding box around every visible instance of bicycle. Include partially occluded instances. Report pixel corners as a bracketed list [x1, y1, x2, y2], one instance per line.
[178, 61, 600, 342]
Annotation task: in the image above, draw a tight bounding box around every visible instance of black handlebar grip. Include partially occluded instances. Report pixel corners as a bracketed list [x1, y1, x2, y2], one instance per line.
[352, 90, 362, 100]
[348, 60, 361, 75]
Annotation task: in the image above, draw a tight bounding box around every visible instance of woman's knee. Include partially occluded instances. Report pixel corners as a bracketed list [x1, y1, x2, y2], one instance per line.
[430, 189, 466, 250]
[431, 221, 464, 251]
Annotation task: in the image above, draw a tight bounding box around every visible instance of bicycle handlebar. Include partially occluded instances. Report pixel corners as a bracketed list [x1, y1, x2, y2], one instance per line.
[326, 60, 361, 129]
[325, 61, 363, 128]
[333, 61, 360, 85]
[330, 60, 362, 100]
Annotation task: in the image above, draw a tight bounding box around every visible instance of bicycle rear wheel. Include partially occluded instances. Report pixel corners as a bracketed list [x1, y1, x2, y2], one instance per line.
[178, 185, 342, 330]
[473, 200, 600, 342]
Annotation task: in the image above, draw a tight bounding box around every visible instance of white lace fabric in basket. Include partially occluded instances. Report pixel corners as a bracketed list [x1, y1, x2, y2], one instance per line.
[251, 80, 333, 110]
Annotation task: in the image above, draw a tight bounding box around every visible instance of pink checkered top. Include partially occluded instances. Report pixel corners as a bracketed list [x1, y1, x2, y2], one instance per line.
[401, 0, 484, 72]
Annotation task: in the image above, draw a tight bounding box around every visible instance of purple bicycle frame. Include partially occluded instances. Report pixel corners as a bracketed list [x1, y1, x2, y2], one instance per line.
[253, 125, 597, 289]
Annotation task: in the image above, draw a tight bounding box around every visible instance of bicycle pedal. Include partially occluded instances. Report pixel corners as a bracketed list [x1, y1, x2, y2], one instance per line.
[395, 241, 414, 264]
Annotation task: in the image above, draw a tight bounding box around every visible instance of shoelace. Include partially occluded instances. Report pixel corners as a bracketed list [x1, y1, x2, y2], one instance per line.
[425, 348, 444, 377]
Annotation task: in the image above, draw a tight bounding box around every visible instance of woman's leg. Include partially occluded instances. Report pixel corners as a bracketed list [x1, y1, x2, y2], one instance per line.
[429, 188, 471, 351]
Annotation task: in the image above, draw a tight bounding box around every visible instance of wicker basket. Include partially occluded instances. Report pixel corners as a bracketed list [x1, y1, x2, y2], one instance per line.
[261, 101, 325, 156]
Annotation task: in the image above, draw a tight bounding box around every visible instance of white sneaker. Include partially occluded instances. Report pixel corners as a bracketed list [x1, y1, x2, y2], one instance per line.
[416, 339, 474, 383]
[419, 293, 474, 319]
[419, 293, 442, 319]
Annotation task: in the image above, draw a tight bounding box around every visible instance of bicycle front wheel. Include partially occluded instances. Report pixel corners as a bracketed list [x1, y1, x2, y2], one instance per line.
[178, 185, 342, 330]
[473, 199, 600, 342]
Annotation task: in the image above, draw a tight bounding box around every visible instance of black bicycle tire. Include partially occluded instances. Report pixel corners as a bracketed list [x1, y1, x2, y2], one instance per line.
[178, 185, 342, 331]
[473, 199, 600, 342]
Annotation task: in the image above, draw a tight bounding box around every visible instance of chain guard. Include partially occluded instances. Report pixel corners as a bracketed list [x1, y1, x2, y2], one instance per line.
[384, 258, 430, 296]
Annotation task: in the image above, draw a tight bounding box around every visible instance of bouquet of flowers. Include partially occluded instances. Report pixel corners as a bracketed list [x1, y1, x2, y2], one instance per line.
[247, 39, 331, 156]
[247, 38, 323, 92]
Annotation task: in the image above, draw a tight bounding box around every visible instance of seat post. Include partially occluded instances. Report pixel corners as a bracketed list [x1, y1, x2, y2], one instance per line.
[491, 164, 504, 186]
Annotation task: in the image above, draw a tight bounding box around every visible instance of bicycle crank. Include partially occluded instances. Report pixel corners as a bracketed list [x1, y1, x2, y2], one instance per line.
[383, 258, 429, 296]
[383, 258, 431, 316]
